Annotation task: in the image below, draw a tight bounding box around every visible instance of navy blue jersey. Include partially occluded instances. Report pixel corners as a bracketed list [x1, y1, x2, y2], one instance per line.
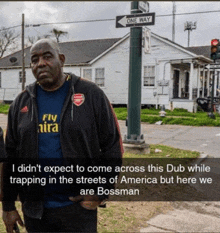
[37, 80, 73, 208]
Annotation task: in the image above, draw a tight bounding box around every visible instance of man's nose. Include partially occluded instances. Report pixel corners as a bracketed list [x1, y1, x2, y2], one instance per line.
[38, 57, 46, 67]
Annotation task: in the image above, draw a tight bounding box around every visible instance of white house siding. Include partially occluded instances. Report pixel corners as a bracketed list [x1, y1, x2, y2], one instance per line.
[63, 67, 81, 76]
[90, 38, 130, 104]
[0, 68, 35, 101]
[141, 36, 195, 109]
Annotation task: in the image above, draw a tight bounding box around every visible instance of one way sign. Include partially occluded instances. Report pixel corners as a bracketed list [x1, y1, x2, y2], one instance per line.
[116, 13, 155, 28]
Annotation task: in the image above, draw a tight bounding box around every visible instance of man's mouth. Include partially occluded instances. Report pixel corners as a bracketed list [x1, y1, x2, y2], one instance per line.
[38, 71, 49, 79]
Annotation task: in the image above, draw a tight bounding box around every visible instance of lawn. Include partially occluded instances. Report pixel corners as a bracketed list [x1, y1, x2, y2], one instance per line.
[0, 145, 200, 233]
[1, 104, 220, 126]
[114, 107, 220, 126]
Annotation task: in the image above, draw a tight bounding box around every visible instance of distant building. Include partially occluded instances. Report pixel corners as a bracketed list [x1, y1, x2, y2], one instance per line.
[0, 32, 213, 112]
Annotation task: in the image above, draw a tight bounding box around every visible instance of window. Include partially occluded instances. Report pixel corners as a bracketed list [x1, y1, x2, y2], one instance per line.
[19, 71, 26, 83]
[0, 72, 1, 88]
[95, 68, 105, 87]
[83, 69, 92, 81]
[143, 66, 155, 86]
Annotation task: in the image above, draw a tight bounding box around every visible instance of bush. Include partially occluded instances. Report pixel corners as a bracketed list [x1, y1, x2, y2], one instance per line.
[172, 108, 188, 113]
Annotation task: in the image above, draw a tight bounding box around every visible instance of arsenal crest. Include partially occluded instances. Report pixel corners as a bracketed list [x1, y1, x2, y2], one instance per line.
[72, 93, 85, 106]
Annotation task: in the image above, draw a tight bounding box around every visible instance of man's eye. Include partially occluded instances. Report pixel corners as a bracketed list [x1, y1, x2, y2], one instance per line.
[44, 55, 52, 59]
[31, 58, 38, 64]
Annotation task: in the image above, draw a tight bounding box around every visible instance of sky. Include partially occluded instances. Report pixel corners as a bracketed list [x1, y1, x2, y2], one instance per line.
[0, 1, 220, 54]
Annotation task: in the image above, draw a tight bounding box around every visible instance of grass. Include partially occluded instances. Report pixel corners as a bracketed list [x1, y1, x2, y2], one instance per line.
[0, 145, 199, 233]
[0, 104, 10, 114]
[97, 145, 200, 232]
[114, 107, 220, 126]
[1, 105, 220, 126]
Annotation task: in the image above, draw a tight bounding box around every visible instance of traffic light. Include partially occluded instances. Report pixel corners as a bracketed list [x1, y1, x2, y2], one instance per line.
[211, 39, 220, 60]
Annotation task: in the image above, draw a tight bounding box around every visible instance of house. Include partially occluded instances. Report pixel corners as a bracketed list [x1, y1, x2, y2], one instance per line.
[0, 32, 213, 112]
[186, 45, 220, 99]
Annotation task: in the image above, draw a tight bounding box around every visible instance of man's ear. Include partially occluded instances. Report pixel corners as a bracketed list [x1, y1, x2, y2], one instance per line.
[59, 54, 65, 66]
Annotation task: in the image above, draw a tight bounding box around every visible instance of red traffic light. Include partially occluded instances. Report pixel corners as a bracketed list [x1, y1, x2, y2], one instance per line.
[211, 39, 219, 54]
[211, 39, 219, 46]
[211, 39, 220, 60]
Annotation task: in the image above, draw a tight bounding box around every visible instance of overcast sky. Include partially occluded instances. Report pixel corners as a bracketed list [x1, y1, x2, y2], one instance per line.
[0, 1, 220, 53]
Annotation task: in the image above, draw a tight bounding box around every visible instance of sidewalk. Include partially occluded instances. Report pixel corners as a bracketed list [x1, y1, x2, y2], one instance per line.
[140, 202, 220, 232]
[118, 120, 220, 232]
[0, 113, 7, 131]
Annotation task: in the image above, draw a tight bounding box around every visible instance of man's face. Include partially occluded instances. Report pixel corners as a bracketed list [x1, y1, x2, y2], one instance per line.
[30, 41, 65, 90]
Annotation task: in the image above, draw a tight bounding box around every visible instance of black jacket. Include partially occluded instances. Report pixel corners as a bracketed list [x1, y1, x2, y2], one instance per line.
[0, 127, 6, 160]
[2, 73, 123, 218]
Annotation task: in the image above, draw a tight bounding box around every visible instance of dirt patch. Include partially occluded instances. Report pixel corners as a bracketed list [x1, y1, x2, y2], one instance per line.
[98, 201, 173, 232]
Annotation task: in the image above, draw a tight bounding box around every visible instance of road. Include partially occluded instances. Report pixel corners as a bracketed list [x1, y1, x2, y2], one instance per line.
[118, 120, 220, 158]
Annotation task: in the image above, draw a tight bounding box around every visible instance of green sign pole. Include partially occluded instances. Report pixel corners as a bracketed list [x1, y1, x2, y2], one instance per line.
[125, 1, 144, 143]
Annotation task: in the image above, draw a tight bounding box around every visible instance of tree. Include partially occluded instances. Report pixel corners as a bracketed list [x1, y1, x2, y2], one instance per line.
[51, 28, 68, 43]
[26, 34, 51, 47]
[0, 27, 19, 58]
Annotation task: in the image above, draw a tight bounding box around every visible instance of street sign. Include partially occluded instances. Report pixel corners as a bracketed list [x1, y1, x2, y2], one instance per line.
[142, 27, 151, 53]
[157, 80, 169, 86]
[205, 64, 220, 69]
[138, 1, 149, 13]
[116, 13, 155, 28]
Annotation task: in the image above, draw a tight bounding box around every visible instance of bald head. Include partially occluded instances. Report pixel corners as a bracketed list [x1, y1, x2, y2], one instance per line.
[30, 38, 60, 54]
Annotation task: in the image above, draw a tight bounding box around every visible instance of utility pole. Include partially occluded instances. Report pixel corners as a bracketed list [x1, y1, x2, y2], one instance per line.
[124, 1, 144, 144]
[22, 13, 25, 91]
[184, 21, 197, 47]
[172, 1, 176, 42]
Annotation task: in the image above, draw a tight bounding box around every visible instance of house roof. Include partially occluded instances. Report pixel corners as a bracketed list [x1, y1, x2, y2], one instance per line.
[152, 32, 212, 62]
[0, 34, 212, 69]
[185, 46, 210, 59]
[0, 37, 121, 68]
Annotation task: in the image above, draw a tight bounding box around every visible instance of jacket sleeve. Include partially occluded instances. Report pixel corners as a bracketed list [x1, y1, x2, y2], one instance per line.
[2, 103, 19, 211]
[92, 87, 124, 159]
[0, 127, 6, 161]
[91, 87, 123, 199]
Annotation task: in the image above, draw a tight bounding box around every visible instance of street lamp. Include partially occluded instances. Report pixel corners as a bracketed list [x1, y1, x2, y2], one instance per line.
[184, 21, 197, 47]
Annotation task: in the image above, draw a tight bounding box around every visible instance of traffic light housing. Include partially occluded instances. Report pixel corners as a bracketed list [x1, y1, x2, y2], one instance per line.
[211, 39, 220, 60]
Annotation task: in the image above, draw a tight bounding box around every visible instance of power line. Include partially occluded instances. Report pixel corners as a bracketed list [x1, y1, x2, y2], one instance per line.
[1, 9, 220, 32]
[157, 9, 220, 17]
[0, 25, 21, 32]
[25, 9, 220, 27]
[25, 18, 115, 27]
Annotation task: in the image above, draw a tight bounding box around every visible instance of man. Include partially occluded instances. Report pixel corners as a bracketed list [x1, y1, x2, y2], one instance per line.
[2, 39, 123, 233]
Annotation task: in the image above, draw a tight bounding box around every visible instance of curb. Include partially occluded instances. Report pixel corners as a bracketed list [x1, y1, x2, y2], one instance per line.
[191, 153, 209, 166]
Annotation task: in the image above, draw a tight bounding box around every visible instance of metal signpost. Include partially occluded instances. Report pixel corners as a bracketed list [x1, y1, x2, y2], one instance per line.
[116, 2, 155, 147]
